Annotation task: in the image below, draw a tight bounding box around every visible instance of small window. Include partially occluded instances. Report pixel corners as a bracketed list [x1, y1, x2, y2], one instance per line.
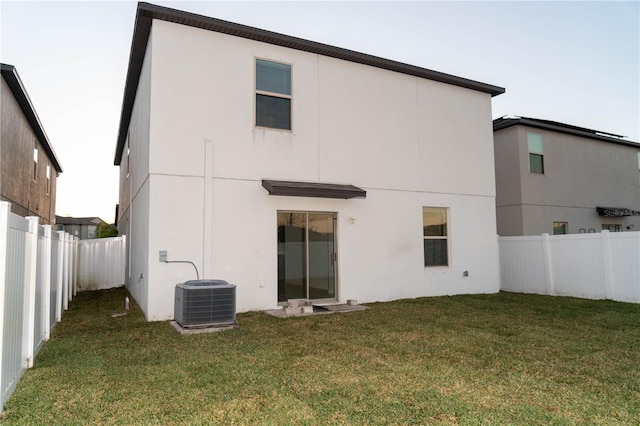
[528, 132, 544, 174]
[87, 225, 96, 239]
[46, 166, 51, 195]
[553, 222, 567, 235]
[602, 224, 622, 232]
[33, 146, 38, 181]
[423, 207, 448, 267]
[256, 59, 291, 130]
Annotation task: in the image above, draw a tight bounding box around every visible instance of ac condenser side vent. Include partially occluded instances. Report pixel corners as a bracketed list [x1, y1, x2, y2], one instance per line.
[174, 280, 236, 328]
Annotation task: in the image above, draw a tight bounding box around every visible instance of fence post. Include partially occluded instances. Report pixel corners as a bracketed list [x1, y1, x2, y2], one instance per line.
[601, 230, 614, 300]
[0, 202, 10, 391]
[42, 225, 52, 340]
[24, 217, 39, 369]
[541, 233, 555, 295]
[72, 236, 78, 297]
[55, 231, 65, 321]
[62, 232, 69, 311]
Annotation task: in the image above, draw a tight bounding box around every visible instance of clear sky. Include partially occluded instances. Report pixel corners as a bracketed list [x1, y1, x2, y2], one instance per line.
[2, 1, 639, 222]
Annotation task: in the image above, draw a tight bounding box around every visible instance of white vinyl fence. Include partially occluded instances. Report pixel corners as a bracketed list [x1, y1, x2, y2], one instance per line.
[0, 202, 78, 409]
[499, 231, 640, 303]
[78, 236, 126, 291]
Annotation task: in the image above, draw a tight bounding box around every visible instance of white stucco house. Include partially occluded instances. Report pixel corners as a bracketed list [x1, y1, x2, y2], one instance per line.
[114, 2, 505, 321]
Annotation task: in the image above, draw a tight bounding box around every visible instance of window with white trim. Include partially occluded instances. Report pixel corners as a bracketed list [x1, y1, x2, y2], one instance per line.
[46, 165, 51, 195]
[423, 207, 449, 267]
[33, 145, 38, 182]
[256, 59, 291, 130]
[528, 132, 544, 174]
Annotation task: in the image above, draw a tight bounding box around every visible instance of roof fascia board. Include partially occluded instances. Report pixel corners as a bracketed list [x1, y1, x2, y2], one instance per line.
[115, 1, 505, 164]
[1, 63, 63, 172]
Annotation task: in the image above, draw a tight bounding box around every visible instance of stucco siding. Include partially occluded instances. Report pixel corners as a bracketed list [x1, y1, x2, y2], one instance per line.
[123, 19, 500, 320]
[494, 123, 640, 236]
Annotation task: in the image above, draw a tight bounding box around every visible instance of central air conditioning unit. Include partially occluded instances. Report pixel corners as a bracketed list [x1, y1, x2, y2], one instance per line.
[174, 280, 236, 328]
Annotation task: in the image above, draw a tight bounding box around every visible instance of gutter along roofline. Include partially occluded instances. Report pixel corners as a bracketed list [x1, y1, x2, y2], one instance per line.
[114, 1, 505, 165]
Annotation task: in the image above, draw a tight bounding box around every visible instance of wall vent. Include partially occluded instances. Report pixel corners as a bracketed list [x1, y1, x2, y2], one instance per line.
[174, 280, 236, 328]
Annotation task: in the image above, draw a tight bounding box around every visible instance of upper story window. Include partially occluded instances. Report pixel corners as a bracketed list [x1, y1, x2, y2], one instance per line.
[46, 165, 51, 195]
[256, 59, 291, 130]
[527, 132, 544, 174]
[423, 207, 449, 267]
[33, 145, 39, 182]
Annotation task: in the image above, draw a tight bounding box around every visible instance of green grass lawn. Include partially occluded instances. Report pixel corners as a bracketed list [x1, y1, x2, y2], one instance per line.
[3, 288, 639, 425]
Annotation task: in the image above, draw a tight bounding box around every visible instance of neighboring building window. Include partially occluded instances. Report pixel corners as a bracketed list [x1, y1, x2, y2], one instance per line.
[56, 224, 64, 231]
[33, 145, 38, 181]
[46, 166, 51, 195]
[528, 132, 544, 174]
[87, 225, 96, 239]
[553, 222, 567, 235]
[602, 224, 622, 232]
[423, 207, 448, 267]
[256, 59, 291, 130]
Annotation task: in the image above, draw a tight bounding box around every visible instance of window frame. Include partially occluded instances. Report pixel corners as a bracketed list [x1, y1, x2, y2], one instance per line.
[602, 224, 622, 233]
[527, 132, 544, 175]
[46, 165, 51, 195]
[33, 145, 38, 182]
[255, 58, 292, 131]
[553, 222, 567, 235]
[422, 207, 449, 268]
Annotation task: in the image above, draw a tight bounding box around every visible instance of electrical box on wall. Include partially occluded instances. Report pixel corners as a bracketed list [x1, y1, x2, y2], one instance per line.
[159, 251, 167, 262]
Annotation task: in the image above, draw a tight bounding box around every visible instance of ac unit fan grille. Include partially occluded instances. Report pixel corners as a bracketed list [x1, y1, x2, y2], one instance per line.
[175, 281, 236, 328]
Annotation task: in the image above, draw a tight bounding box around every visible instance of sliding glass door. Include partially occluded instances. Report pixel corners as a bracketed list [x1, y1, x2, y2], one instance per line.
[277, 212, 336, 302]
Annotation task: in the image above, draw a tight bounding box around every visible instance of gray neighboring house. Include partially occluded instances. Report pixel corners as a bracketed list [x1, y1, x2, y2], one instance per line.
[493, 116, 640, 236]
[55, 216, 105, 240]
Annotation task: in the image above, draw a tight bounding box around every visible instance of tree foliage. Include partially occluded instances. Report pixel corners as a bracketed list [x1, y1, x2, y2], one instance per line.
[96, 221, 118, 238]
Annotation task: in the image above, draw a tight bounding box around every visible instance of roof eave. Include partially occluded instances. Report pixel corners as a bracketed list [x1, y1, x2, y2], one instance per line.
[1, 63, 64, 173]
[493, 117, 639, 148]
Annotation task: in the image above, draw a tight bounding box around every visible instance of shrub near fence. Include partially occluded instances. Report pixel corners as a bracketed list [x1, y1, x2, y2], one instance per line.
[499, 231, 640, 303]
[0, 201, 77, 410]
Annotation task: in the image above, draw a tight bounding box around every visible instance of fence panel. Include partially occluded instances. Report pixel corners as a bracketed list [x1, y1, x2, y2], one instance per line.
[549, 234, 606, 299]
[78, 237, 126, 291]
[609, 232, 640, 303]
[33, 225, 52, 354]
[0, 202, 77, 409]
[1, 211, 30, 408]
[498, 236, 548, 294]
[499, 232, 640, 303]
[50, 231, 61, 330]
